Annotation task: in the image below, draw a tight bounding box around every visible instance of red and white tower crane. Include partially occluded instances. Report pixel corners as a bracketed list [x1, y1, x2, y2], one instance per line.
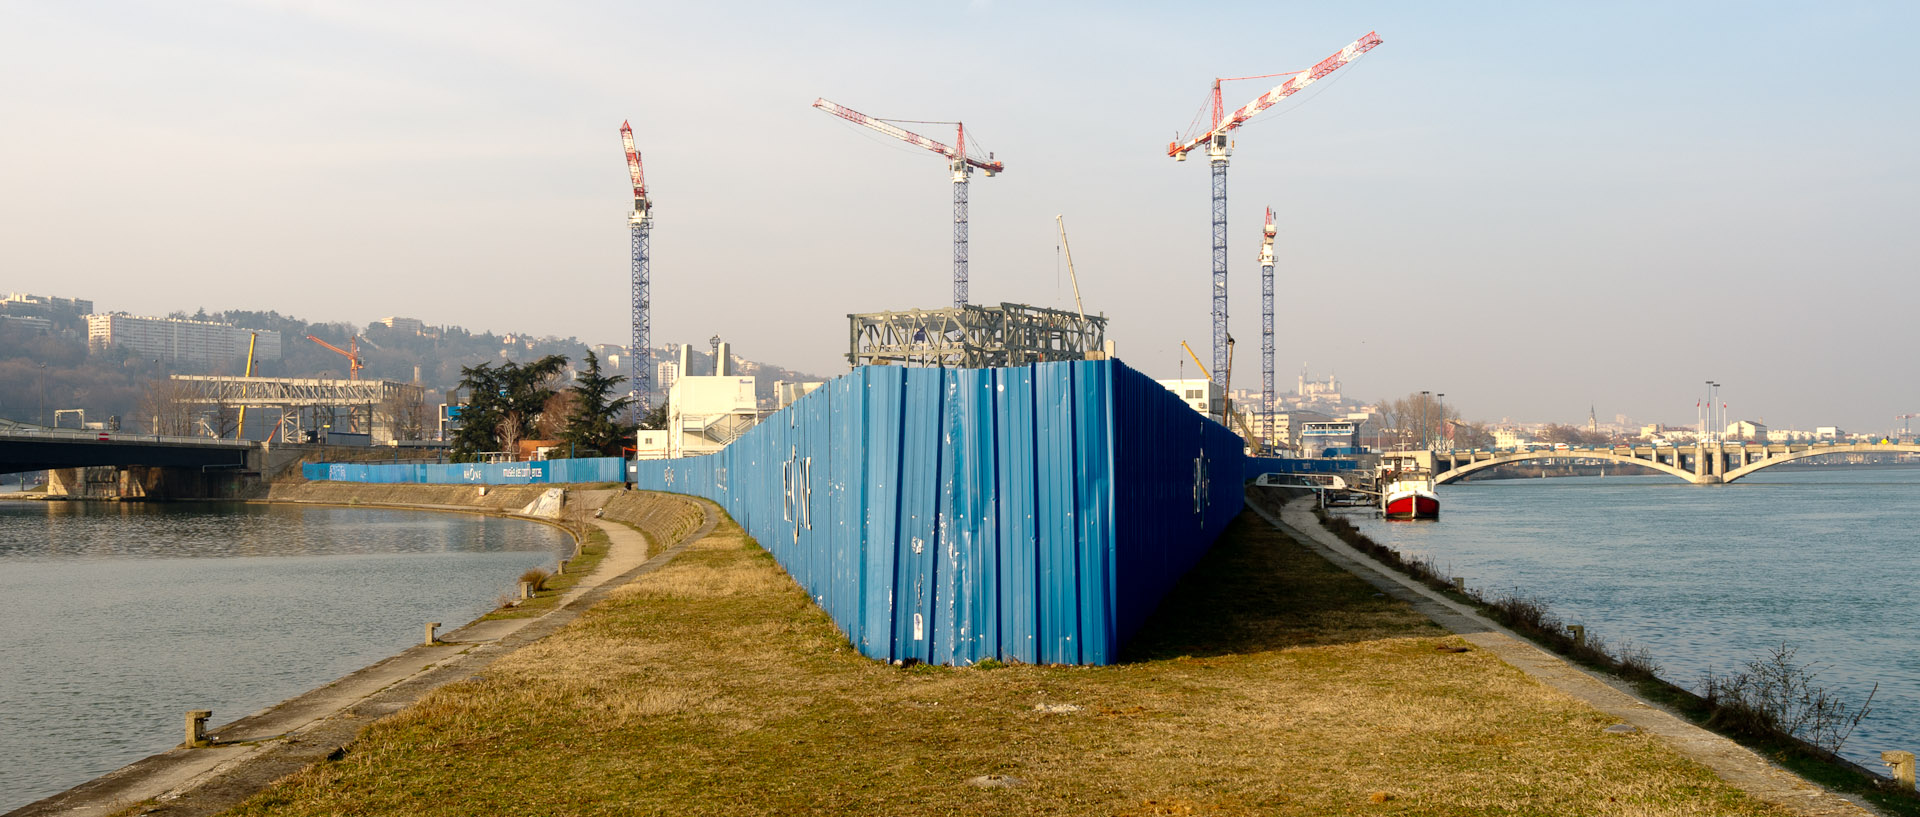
[1167, 31, 1382, 386]
[813, 98, 1004, 307]
[621, 120, 652, 417]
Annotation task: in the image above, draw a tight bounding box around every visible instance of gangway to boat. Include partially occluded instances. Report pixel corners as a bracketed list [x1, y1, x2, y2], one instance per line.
[1252, 471, 1379, 507]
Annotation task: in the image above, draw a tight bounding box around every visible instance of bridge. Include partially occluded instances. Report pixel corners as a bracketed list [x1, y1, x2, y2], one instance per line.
[1426, 442, 1920, 485]
[0, 423, 257, 498]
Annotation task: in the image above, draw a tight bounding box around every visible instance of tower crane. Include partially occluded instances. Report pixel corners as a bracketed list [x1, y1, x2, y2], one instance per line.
[621, 120, 653, 417]
[1167, 31, 1382, 386]
[1258, 207, 1276, 452]
[306, 334, 364, 380]
[813, 98, 1004, 307]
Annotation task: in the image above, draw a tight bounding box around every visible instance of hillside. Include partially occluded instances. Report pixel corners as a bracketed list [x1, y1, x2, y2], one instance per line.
[0, 308, 833, 431]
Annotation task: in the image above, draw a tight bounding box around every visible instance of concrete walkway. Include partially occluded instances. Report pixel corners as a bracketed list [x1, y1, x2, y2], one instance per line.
[7, 498, 718, 817]
[1252, 493, 1877, 817]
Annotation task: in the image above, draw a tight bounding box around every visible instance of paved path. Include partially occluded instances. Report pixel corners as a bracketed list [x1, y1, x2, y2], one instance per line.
[1252, 493, 1877, 817]
[7, 497, 717, 817]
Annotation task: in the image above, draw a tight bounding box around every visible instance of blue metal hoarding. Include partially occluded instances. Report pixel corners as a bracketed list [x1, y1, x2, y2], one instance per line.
[301, 457, 625, 485]
[631, 359, 1243, 666]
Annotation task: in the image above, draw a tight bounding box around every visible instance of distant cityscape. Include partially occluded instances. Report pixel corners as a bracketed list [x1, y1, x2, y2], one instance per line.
[0, 289, 1887, 449]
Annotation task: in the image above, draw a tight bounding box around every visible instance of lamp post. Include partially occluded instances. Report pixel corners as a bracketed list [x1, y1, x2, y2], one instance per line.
[1438, 393, 1447, 451]
[1419, 390, 1431, 450]
[37, 363, 47, 427]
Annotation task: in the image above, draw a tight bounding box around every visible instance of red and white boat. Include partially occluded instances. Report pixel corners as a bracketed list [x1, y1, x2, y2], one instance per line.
[1378, 457, 1440, 520]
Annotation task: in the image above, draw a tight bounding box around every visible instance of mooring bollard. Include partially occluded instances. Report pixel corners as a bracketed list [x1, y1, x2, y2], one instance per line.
[1451, 577, 1465, 592]
[424, 622, 441, 645]
[1884, 750, 1916, 790]
[518, 580, 533, 600]
[1569, 624, 1586, 646]
[555, 559, 566, 576]
[185, 709, 212, 748]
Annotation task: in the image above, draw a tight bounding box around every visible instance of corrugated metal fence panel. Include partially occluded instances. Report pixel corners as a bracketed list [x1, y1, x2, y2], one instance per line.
[627, 359, 1242, 666]
[1108, 363, 1245, 650]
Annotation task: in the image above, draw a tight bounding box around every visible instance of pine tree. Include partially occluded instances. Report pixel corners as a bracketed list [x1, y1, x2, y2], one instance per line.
[560, 351, 634, 457]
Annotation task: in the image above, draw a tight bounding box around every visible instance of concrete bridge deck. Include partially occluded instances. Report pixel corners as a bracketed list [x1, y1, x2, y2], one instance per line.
[1420, 442, 1920, 485]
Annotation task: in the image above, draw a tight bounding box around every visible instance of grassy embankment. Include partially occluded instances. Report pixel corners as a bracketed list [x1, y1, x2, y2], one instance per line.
[218, 502, 1809, 816]
[1295, 497, 1920, 817]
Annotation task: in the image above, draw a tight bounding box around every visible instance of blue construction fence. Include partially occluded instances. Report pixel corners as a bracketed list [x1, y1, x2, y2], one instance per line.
[301, 457, 626, 485]
[629, 359, 1244, 666]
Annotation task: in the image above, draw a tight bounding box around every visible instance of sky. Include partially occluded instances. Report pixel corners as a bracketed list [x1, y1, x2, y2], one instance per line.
[3, 1, 1916, 432]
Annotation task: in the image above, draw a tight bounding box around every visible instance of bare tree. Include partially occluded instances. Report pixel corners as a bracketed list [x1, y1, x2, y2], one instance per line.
[138, 377, 194, 436]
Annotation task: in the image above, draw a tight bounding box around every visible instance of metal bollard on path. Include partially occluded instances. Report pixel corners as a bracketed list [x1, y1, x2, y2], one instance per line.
[185, 709, 212, 748]
[1885, 750, 1916, 790]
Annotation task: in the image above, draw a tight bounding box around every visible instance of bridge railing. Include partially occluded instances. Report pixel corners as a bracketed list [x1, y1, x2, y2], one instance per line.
[0, 427, 254, 448]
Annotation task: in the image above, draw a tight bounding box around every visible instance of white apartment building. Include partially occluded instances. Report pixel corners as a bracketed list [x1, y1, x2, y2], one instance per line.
[87, 313, 282, 366]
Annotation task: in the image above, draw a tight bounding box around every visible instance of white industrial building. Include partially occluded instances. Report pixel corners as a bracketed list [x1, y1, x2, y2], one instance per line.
[1156, 378, 1224, 424]
[634, 342, 760, 459]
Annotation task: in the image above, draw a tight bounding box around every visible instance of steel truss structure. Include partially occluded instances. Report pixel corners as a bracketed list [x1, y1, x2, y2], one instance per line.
[847, 302, 1108, 369]
[169, 375, 425, 443]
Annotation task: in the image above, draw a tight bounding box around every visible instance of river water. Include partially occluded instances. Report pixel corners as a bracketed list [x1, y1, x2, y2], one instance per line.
[1345, 466, 1920, 770]
[0, 501, 570, 811]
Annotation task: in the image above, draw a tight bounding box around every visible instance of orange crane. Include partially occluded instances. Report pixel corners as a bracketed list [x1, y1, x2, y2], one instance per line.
[306, 334, 364, 380]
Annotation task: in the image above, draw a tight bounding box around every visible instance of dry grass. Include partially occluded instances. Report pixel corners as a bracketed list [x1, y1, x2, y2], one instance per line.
[224, 512, 1795, 817]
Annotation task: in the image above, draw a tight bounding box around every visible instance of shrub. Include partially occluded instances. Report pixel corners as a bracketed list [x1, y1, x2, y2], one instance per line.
[1700, 643, 1876, 756]
[520, 568, 552, 592]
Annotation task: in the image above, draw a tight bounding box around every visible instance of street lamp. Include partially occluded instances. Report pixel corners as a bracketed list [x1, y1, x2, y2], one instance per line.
[37, 363, 47, 427]
[1419, 390, 1431, 449]
[1438, 393, 1447, 451]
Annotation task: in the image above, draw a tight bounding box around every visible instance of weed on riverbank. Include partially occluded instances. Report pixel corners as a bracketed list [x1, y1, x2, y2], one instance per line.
[226, 509, 1795, 816]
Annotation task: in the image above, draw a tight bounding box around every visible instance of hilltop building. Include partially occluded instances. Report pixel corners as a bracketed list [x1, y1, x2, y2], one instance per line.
[370, 316, 425, 335]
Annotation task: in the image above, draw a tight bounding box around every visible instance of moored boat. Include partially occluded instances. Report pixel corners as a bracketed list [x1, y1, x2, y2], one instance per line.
[1377, 455, 1440, 520]
[1382, 478, 1439, 519]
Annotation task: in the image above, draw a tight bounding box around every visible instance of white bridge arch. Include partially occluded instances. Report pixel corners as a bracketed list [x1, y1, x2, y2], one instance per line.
[1429, 442, 1920, 486]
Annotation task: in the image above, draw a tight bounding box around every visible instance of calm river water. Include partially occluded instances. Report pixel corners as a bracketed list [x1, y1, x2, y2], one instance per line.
[0, 501, 570, 811]
[1346, 466, 1920, 770]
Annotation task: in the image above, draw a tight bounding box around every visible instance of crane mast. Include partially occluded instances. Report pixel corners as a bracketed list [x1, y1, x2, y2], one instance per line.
[1168, 31, 1382, 387]
[1259, 208, 1276, 452]
[621, 120, 653, 418]
[813, 98, 1004, 307]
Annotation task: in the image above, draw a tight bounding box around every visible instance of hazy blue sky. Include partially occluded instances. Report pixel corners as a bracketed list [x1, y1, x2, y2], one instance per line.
[3, 2, 1915, 431]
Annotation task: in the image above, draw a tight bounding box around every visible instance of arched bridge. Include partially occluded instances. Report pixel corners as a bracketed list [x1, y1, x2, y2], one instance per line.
[1429, 442, 1920, 485]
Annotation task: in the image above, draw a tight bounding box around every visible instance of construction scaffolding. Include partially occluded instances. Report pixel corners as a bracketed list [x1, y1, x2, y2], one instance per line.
[846, 302, 1110, 369]
[168, 375, 426, 444]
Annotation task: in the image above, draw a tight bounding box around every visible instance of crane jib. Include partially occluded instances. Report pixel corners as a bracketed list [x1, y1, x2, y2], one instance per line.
[1167, 31, 1382, 157]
